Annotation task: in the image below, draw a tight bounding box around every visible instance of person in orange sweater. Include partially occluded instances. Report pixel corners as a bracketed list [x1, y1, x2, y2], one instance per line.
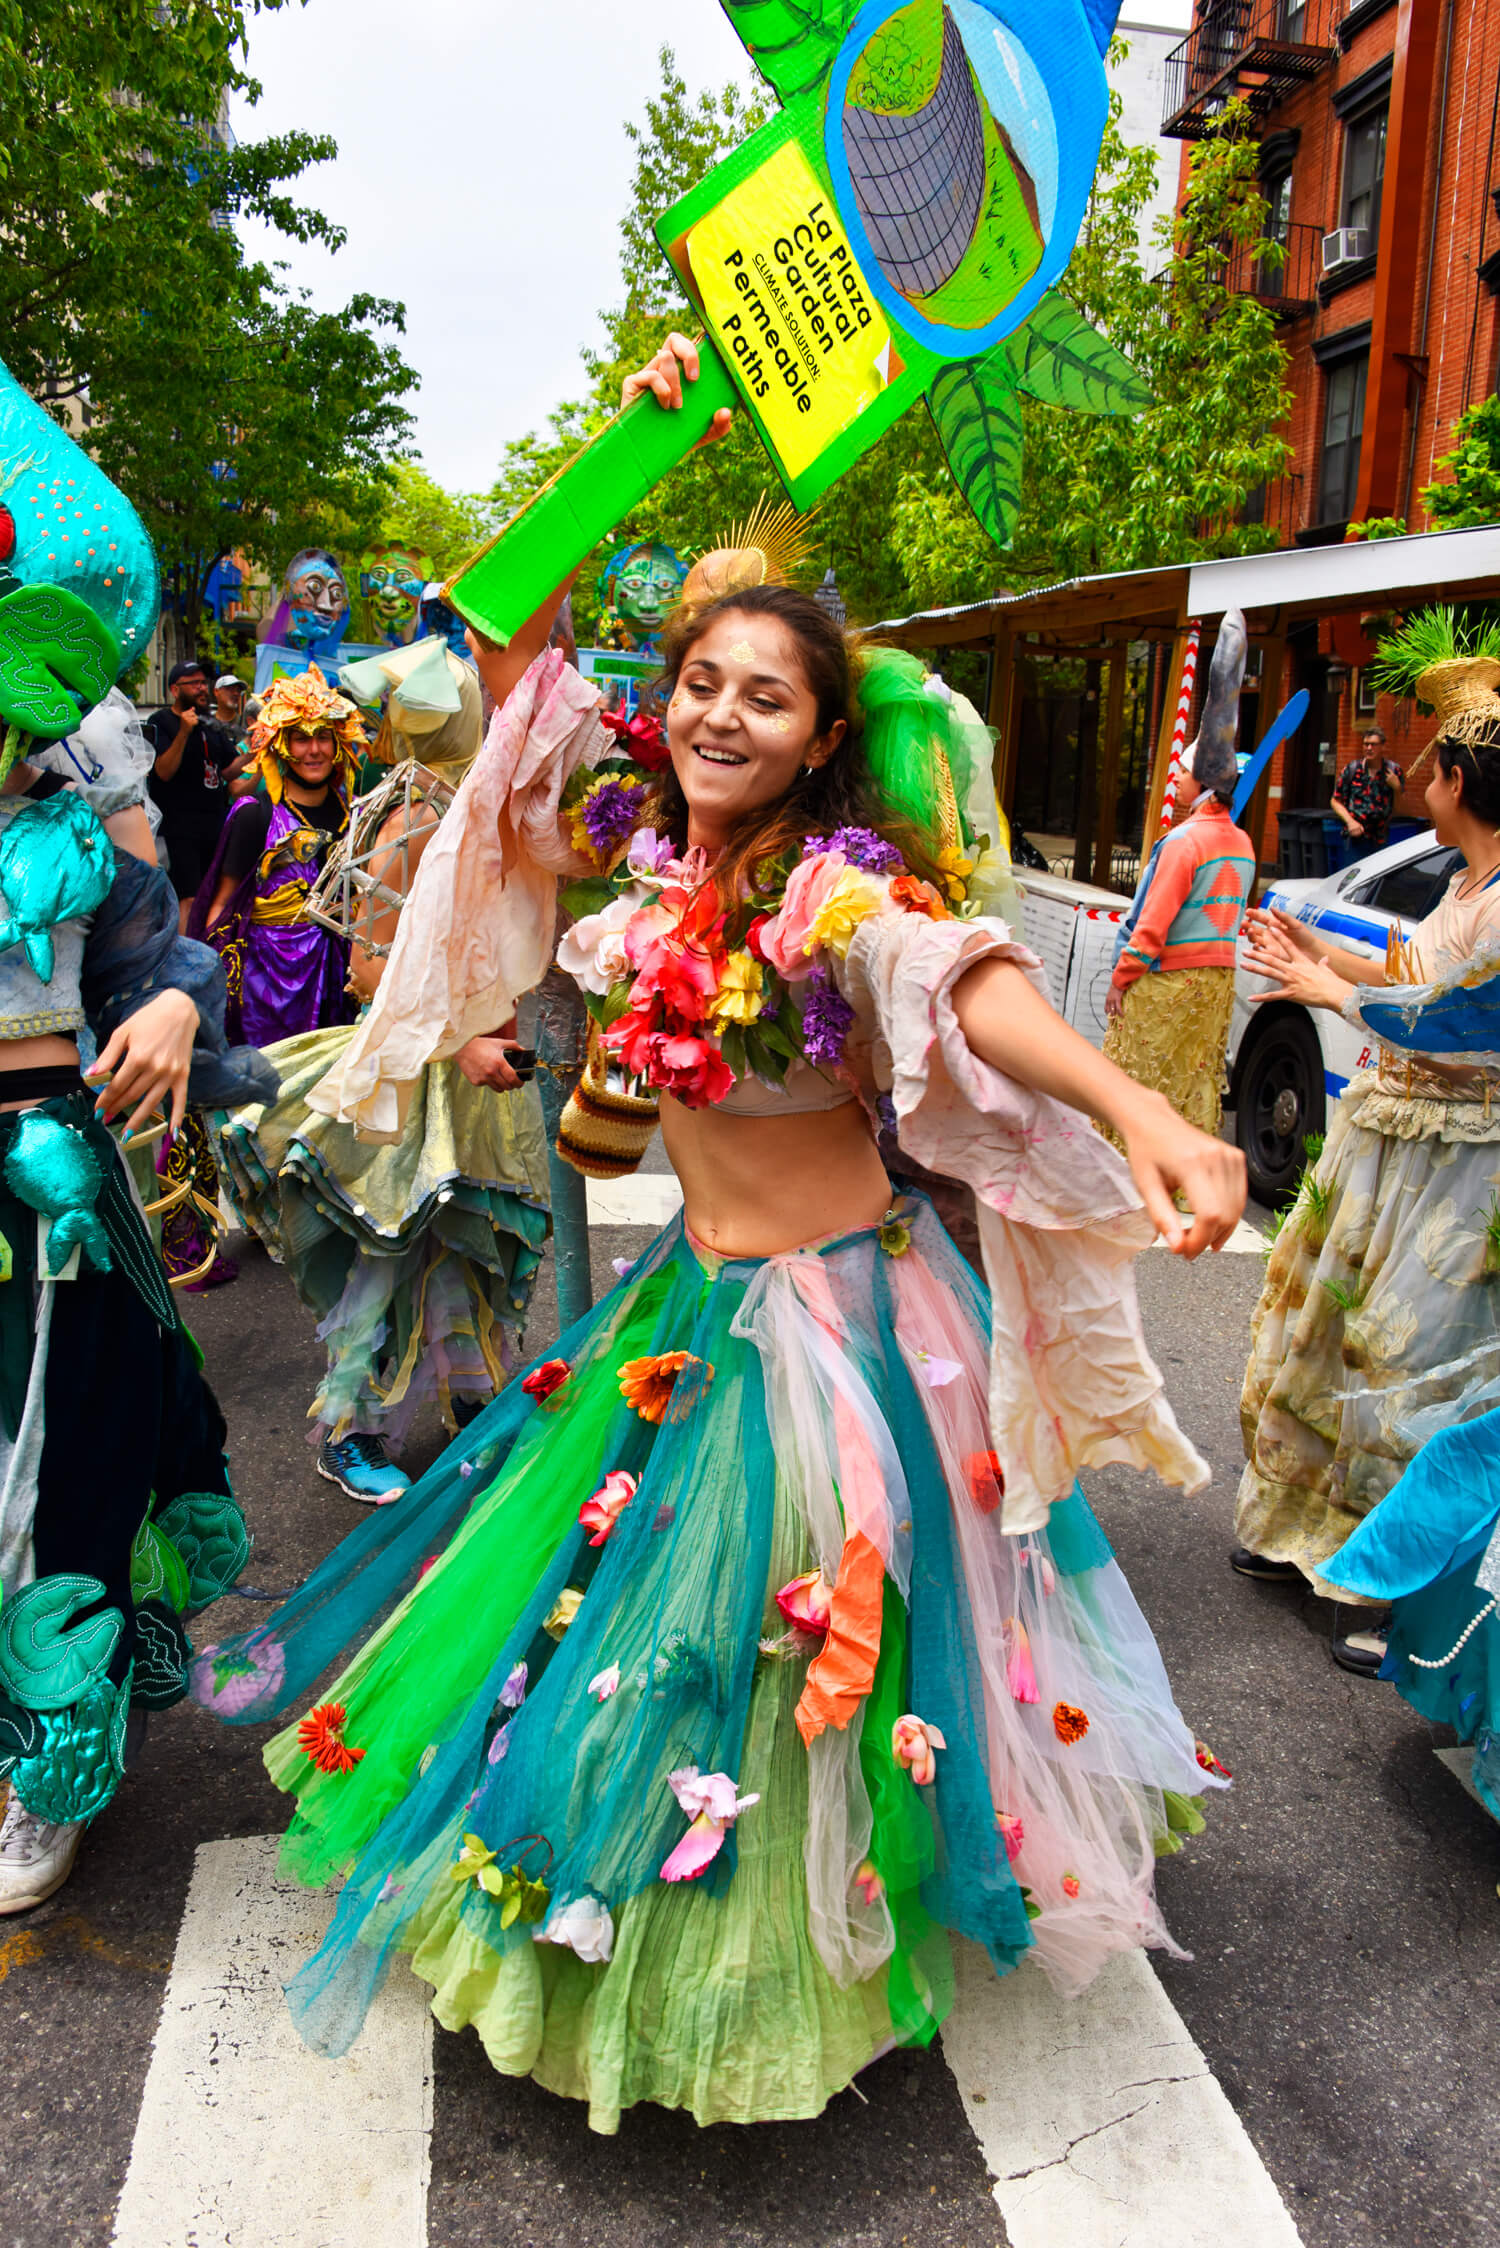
[1103, 612, 1257, 1143]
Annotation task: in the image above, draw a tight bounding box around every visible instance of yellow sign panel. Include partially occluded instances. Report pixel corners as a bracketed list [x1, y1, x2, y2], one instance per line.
[687, 137, 896, 482]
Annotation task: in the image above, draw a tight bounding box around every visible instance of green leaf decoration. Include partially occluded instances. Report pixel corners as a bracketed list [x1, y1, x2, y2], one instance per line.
[1005, 290, 1151, 415]
[9, 1670, 129, 1823]
[927, 359, 1026, 549]
[130, 1601, 193, 1711]
[153, 1492, 250, 1615]
[130, 1519, 191, 1616]
[719, 0, 859, 100]
[0, 1573, 123, 1711]
[0, 1691, 43, 1778]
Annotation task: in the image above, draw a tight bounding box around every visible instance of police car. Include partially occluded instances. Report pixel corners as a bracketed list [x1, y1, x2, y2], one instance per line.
[1225, 825, 1457, 1204]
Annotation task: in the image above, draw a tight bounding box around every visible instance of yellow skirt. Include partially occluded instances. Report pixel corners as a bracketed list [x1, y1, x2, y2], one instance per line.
[1100, 966, 1236, 1149]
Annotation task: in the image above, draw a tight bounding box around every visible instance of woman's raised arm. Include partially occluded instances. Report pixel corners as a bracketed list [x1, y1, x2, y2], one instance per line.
[952, 955, 1246, 1256]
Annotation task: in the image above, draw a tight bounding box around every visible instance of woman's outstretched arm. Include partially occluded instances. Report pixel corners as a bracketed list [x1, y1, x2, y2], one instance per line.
[952, 956, 1247, 1257]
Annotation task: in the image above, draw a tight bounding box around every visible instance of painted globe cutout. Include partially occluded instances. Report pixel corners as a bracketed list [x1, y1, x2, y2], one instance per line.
[826, 0, 1093, 360]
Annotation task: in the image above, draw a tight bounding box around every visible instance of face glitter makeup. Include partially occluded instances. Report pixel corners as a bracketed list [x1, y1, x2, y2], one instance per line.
[728, 639, 757, 665]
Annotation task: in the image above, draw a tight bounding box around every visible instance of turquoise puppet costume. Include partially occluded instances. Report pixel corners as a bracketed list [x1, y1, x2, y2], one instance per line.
[0, 357, 272, 1849]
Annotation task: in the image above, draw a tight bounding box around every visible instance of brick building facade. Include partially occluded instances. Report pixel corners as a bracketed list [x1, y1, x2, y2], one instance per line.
[1164, 0, 1500, 836]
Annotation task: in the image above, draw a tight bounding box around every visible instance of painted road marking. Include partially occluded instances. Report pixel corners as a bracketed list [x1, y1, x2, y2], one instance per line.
[587, 1173, 684, 1227]
[112, 1834, 433, 2248]
[942, 1941, 1303, 2247]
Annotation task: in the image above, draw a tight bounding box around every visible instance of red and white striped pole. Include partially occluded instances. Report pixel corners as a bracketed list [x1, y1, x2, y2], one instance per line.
[1156, 623, 1202, 837]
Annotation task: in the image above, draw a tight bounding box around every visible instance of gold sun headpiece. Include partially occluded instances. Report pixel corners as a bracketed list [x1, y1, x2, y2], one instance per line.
[678, 494, 821, 614]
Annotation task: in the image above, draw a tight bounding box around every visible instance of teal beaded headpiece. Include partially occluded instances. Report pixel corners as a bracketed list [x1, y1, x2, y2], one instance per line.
[0, 357, 159, 762]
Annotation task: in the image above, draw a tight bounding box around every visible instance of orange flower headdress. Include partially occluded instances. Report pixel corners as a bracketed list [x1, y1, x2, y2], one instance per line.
[247, 664, 366, 803]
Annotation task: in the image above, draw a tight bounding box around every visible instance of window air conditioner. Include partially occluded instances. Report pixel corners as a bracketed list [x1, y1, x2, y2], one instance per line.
[1321, 227, 1370, 273]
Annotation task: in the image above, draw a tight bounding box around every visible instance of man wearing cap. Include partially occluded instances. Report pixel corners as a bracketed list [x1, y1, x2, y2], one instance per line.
[144, 661, 250, 927]
[213, 672, 247, 741]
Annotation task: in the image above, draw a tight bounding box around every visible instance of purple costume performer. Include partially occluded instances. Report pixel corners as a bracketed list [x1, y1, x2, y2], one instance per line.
[171, 667, 362, 1284]
[190, 790, 353, 1046]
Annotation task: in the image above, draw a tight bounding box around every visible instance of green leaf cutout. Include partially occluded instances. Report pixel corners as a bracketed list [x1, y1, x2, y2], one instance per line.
[927, 359, 1026, 548]
[1005, 290, 1151, 415]
[718, 0, 860, 99]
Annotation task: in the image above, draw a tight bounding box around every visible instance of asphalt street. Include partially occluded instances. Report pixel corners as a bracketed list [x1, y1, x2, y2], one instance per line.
[2, 1165, 1497, 2248]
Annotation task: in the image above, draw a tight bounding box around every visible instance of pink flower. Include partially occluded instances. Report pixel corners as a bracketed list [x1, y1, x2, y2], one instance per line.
[578, 1469, 637, 1546]
[774, 1571, 832, 1636]
[659, 1766, 760, 1883]
[995, 1812, 1024, 1862]
[891, 1713, 947, 1787]
[588, 1662, 620, 1700]
[757, 851, 850, 981]
[853, 1859, 884, 1905]
[1061, 1872, 1081, 1899]
[624, 883, 724, 1016]
[1004, 1619, 1038, 1704]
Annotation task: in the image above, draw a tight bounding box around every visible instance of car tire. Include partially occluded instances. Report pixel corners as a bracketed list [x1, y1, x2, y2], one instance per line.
[1234, 1012, 1326, 1208]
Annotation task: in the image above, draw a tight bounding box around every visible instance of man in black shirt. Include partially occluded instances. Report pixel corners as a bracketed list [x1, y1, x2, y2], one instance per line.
[144, 660, 248, 926]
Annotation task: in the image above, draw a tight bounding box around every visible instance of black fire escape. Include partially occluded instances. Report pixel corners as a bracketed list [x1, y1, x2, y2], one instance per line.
[1162, 0, 1339, 140]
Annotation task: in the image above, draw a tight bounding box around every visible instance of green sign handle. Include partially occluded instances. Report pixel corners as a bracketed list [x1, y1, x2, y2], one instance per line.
[444, 347, 739, 647]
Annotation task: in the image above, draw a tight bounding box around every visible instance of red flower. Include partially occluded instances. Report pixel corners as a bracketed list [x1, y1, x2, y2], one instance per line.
[297, 1702, 365, 1775]
[522, 1358, 570, 1402]
[744, 913, 771, 964]
[599, 708, 671, 771]
[964, 1449, 1005, 1514]
[651, 1032, 735, 1109]
[625, 883, 725, 1019]
[1195, 1739, 1233, 1779]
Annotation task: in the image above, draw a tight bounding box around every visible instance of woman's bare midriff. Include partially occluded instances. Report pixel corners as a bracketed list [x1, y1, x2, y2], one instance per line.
[660, 1091, 893, 1257]
[0, 1033, 81, 1111]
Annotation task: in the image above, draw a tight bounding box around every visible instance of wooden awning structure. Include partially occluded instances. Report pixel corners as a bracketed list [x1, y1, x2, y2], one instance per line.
[872, 525, 1500, 879]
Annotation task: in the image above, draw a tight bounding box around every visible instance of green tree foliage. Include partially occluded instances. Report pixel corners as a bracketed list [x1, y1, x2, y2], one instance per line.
[375, 460, 499, 577]
[1422, 394, 1500, 530]
[1, 0, 417, 636]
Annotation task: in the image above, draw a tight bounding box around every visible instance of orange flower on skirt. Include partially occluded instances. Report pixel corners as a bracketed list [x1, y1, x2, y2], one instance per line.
[1052, 1701, 1090, 1746]
[618, 1351, 711, 1423]
[297, 1701, 365, 1775]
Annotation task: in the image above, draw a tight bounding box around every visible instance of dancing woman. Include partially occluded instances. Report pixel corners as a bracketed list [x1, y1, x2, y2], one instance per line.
[1235, 650, 1500, 1673]
[192, 345, 1242, 2132]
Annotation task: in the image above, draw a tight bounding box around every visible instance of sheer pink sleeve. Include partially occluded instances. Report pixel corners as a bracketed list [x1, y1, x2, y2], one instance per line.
[840, 908, 1211, 1531]
[309, 649, 608, 1141]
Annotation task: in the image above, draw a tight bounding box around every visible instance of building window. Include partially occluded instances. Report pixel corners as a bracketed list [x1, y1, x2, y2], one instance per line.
[1355, 665, 1379, 720]
[1257, 170, 1293, 293]
[1341, 102, 1387, 238]
[1278, 0, 1308, 40]
[1318, 352, 1367, 525]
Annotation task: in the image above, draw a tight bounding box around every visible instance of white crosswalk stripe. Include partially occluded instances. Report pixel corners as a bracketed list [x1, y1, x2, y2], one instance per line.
[112, 1835, 433, 2248]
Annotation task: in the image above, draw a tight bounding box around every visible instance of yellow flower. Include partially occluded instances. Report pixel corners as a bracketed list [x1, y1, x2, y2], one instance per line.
[806, 867, 886, 957]
[544, 1588, 584, 1640]
[936, 845, 975, 903]
[705, 950, 764, 1028]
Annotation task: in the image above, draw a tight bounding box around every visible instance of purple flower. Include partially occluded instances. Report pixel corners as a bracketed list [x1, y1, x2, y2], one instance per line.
[801, 968, 854, 1071]
[876, 1092, 897, 1136]
[824, 825, 904, 874]
[628, 827, 677, 875]
[499, 1661, 527, 1710]
[582, 776, 647, 854]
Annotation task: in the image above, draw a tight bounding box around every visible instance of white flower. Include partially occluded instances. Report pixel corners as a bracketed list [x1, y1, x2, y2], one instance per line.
[556, 892, 640, 996]
[666, 1765, 759, 1825]
[588, 1662, 620, 1701]
[535, 1893, 614, 1964]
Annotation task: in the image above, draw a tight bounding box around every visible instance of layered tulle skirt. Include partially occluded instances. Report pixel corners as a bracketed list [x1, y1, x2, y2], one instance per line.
[191, 1193, 1220, 2130]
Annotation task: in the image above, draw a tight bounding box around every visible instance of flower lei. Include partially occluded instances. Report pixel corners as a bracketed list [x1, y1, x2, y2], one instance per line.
[557, 809, 966, 1109]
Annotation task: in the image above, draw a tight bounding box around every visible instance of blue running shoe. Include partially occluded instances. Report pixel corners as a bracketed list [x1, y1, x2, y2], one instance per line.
[317, 1432, 411, 1505]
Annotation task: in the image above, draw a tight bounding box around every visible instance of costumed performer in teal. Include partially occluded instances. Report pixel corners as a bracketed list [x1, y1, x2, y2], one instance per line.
[0, 359, 271, 1911]
[188, 342, 1245, 2132]
[213, 637, 551, 1505]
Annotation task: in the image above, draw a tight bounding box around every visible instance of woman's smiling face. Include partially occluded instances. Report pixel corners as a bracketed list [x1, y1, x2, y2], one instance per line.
[666, 608, 844, 844]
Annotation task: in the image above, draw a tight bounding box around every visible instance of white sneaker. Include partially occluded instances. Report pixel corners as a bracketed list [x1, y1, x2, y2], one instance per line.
[0, 1789, 84, 1913]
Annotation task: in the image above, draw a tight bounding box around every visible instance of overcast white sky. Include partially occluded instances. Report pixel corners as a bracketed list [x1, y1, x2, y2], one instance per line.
[235, 0, 1192, 493]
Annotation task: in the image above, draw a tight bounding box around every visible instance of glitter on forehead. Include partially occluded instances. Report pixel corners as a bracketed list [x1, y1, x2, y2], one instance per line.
[728, 639, 757, 665]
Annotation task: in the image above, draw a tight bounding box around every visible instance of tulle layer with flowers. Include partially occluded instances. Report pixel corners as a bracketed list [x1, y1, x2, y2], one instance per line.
[190, 1193, 1221, 2131]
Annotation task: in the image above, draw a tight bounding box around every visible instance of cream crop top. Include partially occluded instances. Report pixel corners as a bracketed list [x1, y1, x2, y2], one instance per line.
[711, 1057, 857, 1117]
